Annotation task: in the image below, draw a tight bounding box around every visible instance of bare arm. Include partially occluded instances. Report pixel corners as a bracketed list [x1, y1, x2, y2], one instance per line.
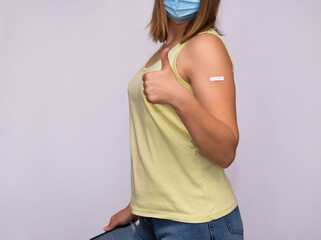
[172, 33, 239, 169]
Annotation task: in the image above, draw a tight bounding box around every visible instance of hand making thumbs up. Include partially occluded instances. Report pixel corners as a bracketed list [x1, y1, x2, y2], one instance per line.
[142, 47, 189, 106]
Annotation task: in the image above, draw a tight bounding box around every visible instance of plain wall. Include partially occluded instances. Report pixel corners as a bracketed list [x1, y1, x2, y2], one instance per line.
[0, 0, 320, 239]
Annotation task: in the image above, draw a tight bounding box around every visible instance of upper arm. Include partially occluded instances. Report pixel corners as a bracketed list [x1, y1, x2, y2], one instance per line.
[183, 33, 239, 144]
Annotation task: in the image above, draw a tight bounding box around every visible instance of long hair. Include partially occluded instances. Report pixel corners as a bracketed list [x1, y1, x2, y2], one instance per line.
[145, 0, 223, 44]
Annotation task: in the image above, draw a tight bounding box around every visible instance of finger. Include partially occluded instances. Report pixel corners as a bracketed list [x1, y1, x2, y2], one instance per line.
[142, 73, 146, 82]
[103, 223, 113, 232]
[142, 72, 151, 82]
[160, 48, 171, 71]
[103, 219, 115, 231]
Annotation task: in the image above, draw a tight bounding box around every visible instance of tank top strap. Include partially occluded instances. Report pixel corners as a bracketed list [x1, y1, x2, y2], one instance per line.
[171, 41, 193, 92]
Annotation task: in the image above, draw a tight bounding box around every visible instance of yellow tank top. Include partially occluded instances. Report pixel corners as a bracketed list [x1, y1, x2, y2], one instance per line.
[127, 28, 238, 223]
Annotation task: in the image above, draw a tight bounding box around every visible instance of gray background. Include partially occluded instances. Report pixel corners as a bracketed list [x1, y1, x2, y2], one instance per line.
[0, 0, 320, 239]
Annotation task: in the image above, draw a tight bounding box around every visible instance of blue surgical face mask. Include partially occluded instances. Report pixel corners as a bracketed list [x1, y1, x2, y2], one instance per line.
[164, 0, 200, 24]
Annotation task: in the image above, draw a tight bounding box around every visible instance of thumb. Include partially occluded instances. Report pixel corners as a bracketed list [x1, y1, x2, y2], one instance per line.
[160, 47, 171, 71]
[103, 222, 114, 232]
[103, 225, 112, 231]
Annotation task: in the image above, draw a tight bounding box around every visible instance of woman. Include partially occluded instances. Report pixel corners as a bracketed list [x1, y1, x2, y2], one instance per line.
[104, 0, 244, 239]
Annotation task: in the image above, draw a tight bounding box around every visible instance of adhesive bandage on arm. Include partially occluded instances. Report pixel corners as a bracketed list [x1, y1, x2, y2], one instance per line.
[210, 76, 224, 81]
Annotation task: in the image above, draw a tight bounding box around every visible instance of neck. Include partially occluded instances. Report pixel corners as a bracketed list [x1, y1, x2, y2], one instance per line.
[165, 17, 189, 45]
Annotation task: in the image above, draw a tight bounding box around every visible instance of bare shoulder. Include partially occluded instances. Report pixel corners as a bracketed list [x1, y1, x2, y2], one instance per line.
[182, 32, 233, 81]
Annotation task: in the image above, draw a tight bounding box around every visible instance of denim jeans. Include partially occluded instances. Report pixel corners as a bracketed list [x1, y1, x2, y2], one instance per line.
[131, 205, 244, 240]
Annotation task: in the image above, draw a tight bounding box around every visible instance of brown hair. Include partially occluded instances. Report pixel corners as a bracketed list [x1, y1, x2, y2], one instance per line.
[145, 0, 223, 44]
